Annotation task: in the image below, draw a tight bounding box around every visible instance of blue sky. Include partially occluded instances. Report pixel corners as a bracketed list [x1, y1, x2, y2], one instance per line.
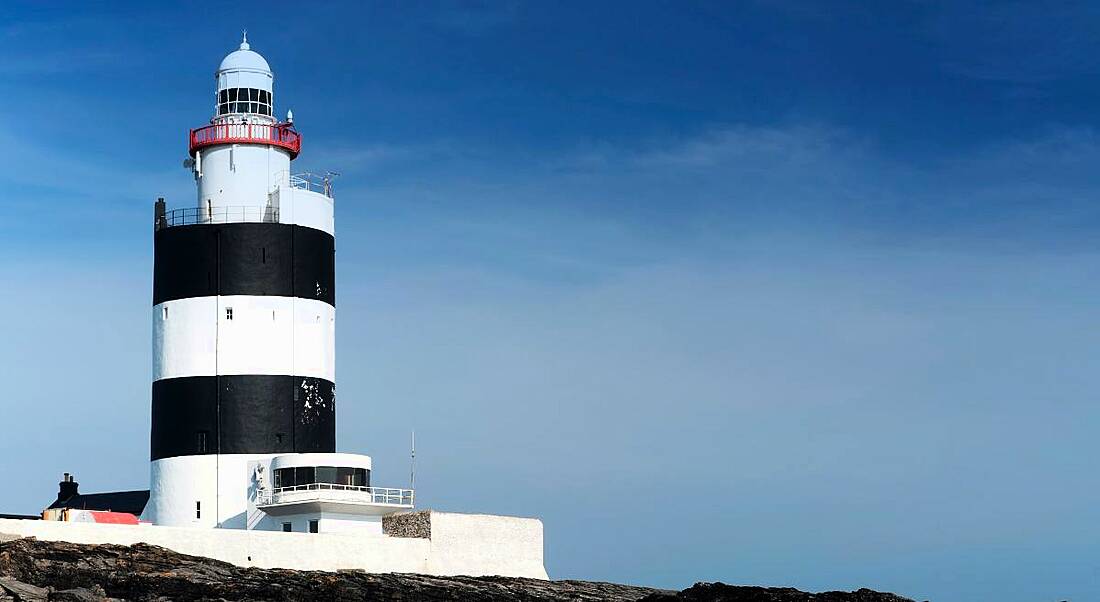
[1, 1, 1100, 600]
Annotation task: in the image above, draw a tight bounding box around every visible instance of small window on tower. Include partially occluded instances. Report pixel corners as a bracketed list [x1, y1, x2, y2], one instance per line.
[196, 501, 201, 519]
[162, 306, 168, 320]
[197, 430, 208, 453]
[226, 307, 233, 320]
[282, 522, 292, 532]
[309, 519, 319, 534]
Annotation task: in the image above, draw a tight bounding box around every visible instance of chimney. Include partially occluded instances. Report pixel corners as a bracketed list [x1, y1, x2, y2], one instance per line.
[154, 197, 167, 231]
[56, 473, 78, 503]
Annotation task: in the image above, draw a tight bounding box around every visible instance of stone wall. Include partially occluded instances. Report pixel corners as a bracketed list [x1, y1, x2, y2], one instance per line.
[382, 510, 431, 539]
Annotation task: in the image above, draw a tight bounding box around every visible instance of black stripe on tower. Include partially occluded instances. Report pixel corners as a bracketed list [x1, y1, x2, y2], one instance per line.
[153, 222, 334, 306]
[151, 375, 336, 461]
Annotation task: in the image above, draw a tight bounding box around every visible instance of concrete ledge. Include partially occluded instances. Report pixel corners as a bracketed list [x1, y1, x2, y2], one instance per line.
[0, 511, 547, 579]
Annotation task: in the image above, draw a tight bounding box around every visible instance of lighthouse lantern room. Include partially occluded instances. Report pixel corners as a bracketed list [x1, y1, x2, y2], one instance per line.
[144, 36, 412, 534]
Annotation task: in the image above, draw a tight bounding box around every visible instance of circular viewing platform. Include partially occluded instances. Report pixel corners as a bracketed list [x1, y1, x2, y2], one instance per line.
[189, 122, 301, 158]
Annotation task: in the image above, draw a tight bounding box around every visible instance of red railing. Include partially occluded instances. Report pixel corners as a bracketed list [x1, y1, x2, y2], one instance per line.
[189, 122, 301, 158]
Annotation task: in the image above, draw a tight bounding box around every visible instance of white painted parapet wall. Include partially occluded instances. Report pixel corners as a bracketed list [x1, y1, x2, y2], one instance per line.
[0, 511, 547, 579]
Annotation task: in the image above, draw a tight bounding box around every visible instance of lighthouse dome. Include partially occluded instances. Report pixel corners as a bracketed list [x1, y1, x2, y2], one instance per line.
[214, 35, 274, 117]
[218, 43, 271, 74]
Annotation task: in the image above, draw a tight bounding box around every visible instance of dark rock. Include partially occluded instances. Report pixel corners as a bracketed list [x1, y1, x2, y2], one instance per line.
[0, 576, 49, 601]
[0, 538, 915, 602]
[639, 582, 918, 602]
[48, 587, 109, 602]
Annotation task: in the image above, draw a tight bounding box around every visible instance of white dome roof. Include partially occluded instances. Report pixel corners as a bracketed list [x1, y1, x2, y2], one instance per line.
[218, 37, 270, 73]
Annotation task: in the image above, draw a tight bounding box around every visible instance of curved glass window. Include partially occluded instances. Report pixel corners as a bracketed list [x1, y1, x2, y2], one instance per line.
[217, 87, 273, 116]
[274, 466, 370, 488]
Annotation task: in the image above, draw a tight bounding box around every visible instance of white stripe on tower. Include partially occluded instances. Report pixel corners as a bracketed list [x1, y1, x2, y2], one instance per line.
[153, 296, 335, 381]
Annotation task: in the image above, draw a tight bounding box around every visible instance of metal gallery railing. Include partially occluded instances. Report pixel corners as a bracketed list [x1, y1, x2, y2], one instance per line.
[287, 171, 337, 199]
[257, 484, 415, 507]
[159, 205, 279, 227]
[190, 122, 301, 158]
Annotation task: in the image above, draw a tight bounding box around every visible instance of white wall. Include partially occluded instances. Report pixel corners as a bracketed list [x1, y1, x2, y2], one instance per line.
[320, 512, 383, 535]
[426, 512, 547, 579]
[198, 144, 290, 212]
[146, 454, 274, 529]
[0, 511, 548, 579]
[144, 455, 219, 528]
[260, 512, 383, 535]
[153, 296, 334, 381]
[280, 187, 335, 236]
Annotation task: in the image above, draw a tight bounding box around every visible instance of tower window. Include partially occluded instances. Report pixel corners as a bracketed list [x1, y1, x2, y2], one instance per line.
[196, 501, 201, 519]
[162, 306, 168, 320]
[282, 522, 292, 532]
[309, 519, 319, 534]
[217, 87, 272, 116]
[226, 307, 233, 320]
[196, 430, 208, 453]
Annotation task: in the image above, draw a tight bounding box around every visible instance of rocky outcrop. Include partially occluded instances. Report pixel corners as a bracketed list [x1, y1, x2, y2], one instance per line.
[639, 583, 920, 602]
[0, 537, 916, 602]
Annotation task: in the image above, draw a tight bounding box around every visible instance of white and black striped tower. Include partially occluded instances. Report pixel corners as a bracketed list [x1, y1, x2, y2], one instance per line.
[144, 35, 338, 528]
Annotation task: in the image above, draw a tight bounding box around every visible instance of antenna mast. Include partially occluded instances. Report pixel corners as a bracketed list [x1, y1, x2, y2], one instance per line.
[410, 429, 416, 491]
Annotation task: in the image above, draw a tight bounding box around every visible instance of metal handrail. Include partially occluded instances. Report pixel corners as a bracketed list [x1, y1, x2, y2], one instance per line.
[160, 206, 278, 227]
[190, 122, 301, 158]
[257, 484, 415, 507]
[289, 172, 336, 198]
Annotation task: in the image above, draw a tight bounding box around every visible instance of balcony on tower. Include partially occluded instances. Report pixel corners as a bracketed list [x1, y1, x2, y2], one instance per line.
[189, 122, 301, 158]
[154, 170, 335, 234]
[246, 453, 413, 535]
[258, 485, 414, 509]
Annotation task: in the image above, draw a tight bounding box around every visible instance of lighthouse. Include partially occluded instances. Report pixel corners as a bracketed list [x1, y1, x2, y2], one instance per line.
[144, 36, 412, 533]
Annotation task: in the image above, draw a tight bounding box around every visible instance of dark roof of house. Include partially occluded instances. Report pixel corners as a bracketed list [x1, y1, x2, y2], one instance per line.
[48, 490, 150, 516]
[0, 513, 40, 520]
